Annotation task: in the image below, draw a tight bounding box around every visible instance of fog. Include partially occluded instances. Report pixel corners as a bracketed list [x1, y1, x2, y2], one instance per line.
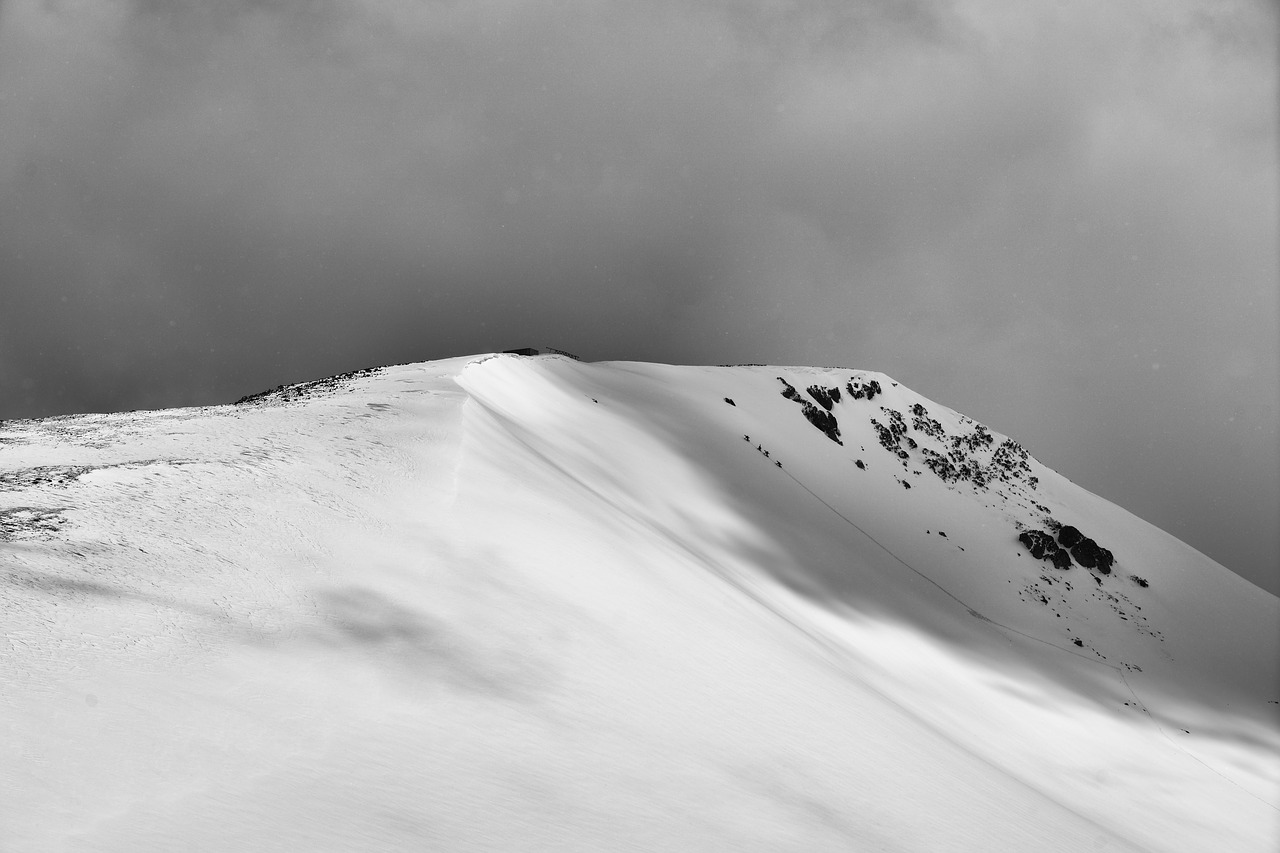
[1, 0, 1275, 591]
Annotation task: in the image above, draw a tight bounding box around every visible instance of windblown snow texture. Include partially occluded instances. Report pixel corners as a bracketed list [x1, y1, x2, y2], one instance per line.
[2, 354, 1277, 852]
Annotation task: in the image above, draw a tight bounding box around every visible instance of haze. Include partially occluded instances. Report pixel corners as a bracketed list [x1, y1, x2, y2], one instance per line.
[0, 0, 1275, 592]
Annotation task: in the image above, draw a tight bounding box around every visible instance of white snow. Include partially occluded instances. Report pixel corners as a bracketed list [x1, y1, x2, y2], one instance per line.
[2, 353, 1276, 851]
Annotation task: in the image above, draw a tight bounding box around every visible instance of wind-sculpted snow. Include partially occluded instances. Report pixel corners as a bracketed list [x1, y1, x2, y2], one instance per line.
[1, 354, 1276, 852]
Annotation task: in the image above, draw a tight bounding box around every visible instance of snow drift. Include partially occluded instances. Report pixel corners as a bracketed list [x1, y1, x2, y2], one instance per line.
[2, 353, 1277, 851]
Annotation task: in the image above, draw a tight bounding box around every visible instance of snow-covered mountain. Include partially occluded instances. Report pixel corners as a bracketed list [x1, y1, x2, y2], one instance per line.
[3, 353, 1277, 852]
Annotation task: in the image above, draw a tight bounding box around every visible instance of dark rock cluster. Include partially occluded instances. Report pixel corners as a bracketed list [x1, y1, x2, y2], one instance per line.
[873, 401, 1038, 493]
[776, 378, 1040, 498]
[802, 406, 842, 444]
[777, 378, 843, 445]
[910, 403, 944, 439]
[1019, 522, 1115, 575]
[991, 439, 1035, 484]
[845, 378, 882, 401]
[1018, 529, 1058, 560]
[871, 407, 909, 455]
[807, 385, 839, 410]
[1071, 536, 1114, 573]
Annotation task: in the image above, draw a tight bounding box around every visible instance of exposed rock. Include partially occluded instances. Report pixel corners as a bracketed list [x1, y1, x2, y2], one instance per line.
[1018, 530, 1059, 560]
[778, 378, 843, 443]
[911, 403, 945, 439]
[871, 419, 898, 453]
[1070, 537, 1110, 572]
[236, 365, 386, 405]
[801, 403, 843, 444]
[845, 378, 882, 401]
[806, 386, 837, 411]
[1057, 525, 1083, 549]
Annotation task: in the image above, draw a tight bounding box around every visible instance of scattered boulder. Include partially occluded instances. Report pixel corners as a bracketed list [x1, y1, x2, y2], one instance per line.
[1071, 537, 1106, 571]
[1057, 525, 1083, 549]
[1037, 519, 1116, 576]
[1018, 530, 1058, 560]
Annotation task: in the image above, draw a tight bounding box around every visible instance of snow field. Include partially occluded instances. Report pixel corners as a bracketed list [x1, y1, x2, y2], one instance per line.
[1, 353, 1275, 851]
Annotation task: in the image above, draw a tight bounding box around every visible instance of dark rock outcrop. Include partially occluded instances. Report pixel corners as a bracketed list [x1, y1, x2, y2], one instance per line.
[1070, 538, 1113, 574]
[845, 378, 882, 401]
[1018, 530, 1059, 560]
[801, 403, 843, 444]
[778, 378, 842, 444]
[807, 386, 838, 410]
[1057, 525, 1083, 549]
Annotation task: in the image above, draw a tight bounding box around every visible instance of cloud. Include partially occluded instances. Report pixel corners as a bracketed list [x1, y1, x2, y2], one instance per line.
[0, 0, 1275, 589]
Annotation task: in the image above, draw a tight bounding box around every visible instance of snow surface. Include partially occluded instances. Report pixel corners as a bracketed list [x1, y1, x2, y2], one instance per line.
[2, 353, 1277, 851]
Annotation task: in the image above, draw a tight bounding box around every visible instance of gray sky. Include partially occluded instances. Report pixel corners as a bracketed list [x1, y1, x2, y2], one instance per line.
[1, 0, 1276, 593]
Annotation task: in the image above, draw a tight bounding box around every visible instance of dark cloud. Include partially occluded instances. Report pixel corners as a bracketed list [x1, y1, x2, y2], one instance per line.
[0, 0, 1275, 592]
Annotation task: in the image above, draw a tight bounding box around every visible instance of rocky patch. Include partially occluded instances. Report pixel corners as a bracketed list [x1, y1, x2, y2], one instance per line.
[1018, 519, 1119, 580]
[845, 378, 882, 401]
[806, 385, 839, 410]
[236, 365, 388, 405]
[777, 378, 843, 445]
[869, 401, 1038, 493]
[0, 465, 95, 490]
[0, 507, 67, 541]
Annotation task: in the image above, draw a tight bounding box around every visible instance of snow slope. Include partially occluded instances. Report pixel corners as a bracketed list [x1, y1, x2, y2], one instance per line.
[2, 353, 1277, 851]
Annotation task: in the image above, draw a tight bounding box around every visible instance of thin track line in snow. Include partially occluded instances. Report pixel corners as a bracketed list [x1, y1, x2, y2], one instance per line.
[466, 410, 1150, 847]
[1116, 668, 1280, 813]
[463, 384, 1276, 813]
[772, 460, 1116, 669]
[771, 452, 1280, 813]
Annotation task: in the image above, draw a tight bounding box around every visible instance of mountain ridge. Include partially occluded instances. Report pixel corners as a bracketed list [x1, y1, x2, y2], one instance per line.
[2, 352, 1276, 851]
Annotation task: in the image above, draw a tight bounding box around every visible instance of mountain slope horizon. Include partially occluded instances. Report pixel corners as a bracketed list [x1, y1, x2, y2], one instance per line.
[3, 353, 1277, 851]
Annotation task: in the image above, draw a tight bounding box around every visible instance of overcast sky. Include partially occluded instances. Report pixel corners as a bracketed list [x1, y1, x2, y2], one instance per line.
[1, 0, 1276, 593]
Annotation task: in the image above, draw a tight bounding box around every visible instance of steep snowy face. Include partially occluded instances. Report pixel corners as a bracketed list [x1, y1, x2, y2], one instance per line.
[2, 353, 1277, 853]
[458, 356, 1278, 712]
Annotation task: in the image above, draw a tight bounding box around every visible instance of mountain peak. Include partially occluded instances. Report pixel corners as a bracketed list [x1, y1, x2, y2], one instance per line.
[3, 353, 1276, 852]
